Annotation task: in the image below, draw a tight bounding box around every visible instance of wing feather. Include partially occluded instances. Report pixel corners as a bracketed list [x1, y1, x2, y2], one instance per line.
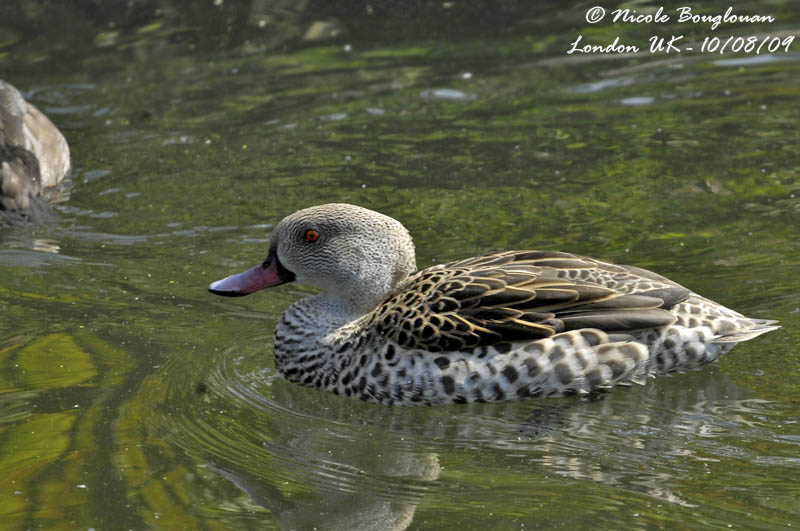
[371, 250, 687, 352]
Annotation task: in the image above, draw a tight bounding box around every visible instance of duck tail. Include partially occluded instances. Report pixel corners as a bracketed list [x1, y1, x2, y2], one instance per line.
[713, 319, 780, 343]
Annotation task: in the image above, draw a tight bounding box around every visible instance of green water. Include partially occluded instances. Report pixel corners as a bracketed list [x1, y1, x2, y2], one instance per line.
[1, 1, 799, 528]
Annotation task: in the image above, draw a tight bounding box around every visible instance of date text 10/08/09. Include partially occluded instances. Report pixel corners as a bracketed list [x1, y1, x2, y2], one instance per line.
[567, 35, 795, 55]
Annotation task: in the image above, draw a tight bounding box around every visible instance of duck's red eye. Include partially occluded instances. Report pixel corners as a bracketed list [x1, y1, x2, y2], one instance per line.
[304, 229, 320, 242]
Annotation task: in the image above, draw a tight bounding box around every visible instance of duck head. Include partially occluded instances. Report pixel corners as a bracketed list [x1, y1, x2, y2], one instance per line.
[209, 203, 417, 315]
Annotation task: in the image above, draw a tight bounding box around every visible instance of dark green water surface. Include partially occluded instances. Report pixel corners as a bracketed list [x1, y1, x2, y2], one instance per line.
[1, 1, 799, 529]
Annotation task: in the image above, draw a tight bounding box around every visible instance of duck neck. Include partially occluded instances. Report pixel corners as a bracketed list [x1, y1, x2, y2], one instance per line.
[315, 292, 365, 322]
[284, 293, 372, 344]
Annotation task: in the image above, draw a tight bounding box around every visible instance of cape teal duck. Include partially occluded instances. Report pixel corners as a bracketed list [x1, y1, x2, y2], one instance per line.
[1, 79, 70, 223]
[209, 204, 778, 406]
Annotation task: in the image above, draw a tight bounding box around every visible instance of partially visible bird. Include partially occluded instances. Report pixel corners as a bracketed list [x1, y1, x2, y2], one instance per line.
[1, 79, 70, 224]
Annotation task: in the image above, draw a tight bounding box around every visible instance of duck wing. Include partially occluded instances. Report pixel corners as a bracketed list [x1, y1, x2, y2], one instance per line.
[372, 251, 690, 353]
